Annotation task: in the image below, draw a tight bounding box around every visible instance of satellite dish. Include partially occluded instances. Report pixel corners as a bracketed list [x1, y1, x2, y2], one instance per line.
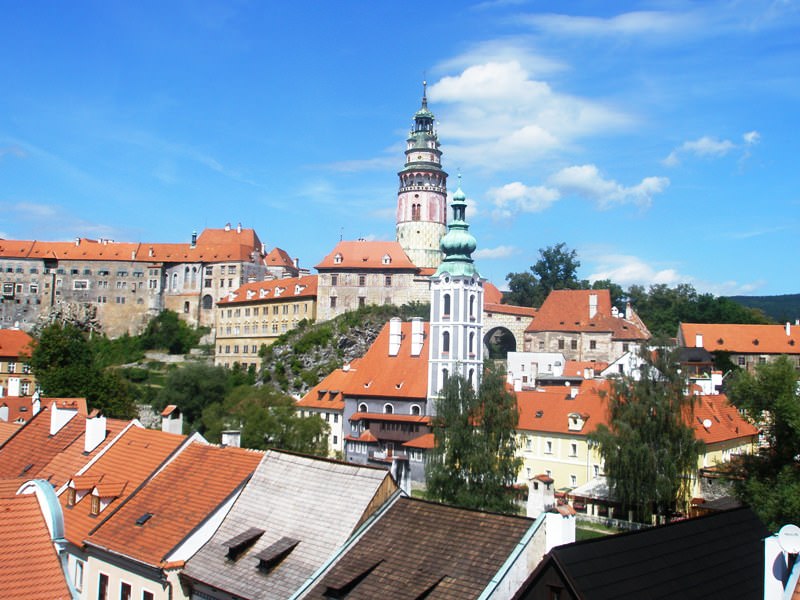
[702, 419, 712, 429]
[778, 524, 800, 554]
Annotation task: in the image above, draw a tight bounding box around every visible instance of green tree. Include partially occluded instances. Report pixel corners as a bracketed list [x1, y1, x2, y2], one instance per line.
[532, 242, 581, 295]
[590, 352, 704, 522]
[141, 309, 205, 354]
[201, 385, 329, 454]
[727, 356, 800, 530]
[156, 363, 230, 429]
[503, 271, 543, 307]
[426, 363, 522, 513]
[29, 323, 136, 418]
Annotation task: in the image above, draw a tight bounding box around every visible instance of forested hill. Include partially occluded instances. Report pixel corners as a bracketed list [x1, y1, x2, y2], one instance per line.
[727, 294, 800, 323]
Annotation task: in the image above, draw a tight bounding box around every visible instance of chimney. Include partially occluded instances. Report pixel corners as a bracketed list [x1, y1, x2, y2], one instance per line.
[695, 333, 704, 348]
[161, 405, 183, 435]
[221, 429, 241, 448]
[31, 391, 41, 416]
[131, 251, 136, 260]
[225, 222, 231, 231]
[589, 294, 598, 319]
[74, 238, 80, 247]
[388, 318, 402, 356]
[0, 404, 7, 422]
[293, 257, 299, 269]
[237, 222, 242, 233]
[410, 318, 424, 356]
[84, 412, 107, 453]
[50, 401, 78, 436]
[787, 322, 791, 336]
[191, 231, 197, 248]
[148, 247, 154, 258]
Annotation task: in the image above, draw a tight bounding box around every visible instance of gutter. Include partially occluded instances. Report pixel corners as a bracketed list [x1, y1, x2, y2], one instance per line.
[476, 512, 546, 600]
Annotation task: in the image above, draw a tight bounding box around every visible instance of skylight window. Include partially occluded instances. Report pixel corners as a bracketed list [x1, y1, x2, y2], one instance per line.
[224, 527, 264, 561]
[254, 537, 299, 572]
[135, 512, 154, 526]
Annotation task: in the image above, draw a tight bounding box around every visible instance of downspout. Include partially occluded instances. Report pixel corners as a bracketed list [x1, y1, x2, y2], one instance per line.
[476, 513, 546, 600]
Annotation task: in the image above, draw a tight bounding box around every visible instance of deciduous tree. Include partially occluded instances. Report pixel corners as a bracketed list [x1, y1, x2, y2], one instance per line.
[426, 363, 522, 513]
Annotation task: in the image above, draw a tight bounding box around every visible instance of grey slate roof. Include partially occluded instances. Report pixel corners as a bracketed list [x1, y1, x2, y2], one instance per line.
[182, 450, 396, 599]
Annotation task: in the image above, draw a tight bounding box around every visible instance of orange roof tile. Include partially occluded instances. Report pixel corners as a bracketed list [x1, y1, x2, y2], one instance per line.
[0, 495, 71, 599]
[484, 302, 537, 318]
[0, 421, 21, 444]
[315, 241, 418, 271]
[346, 430, 379, 443]
[679, 322, 800, 355]
[689, 393, 759, 444]
[61, 426, 186, 546]
[265, 247, 296, 268]
[0, 396, 39, 423]
[161, 405, 179, 417]
[327, 321, 429, 400]
[217, 275, 318, 305]
[350, 412, 431, 424]
[562, 361, 608, 378]
[517, 381, 610, 435]
[484, 281, 504, 304]
[402, 433, 435, 449]
[86, 443, 263, 566]
[525, 289, 649, 341]
[0, 329, 34, 358]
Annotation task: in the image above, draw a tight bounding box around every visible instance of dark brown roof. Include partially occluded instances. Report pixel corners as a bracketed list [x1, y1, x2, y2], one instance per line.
[305, 497, 535, 599]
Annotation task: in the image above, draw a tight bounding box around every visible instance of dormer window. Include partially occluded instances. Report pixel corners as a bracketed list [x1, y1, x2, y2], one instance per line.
[90, 495, 100, 516]
[382, 254, 392, 265]
[67, 488, 76, 506]
[334, 253, 343, 264]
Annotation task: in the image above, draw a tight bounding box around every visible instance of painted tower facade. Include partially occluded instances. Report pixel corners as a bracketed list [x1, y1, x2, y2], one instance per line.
[427, 180, 484, 405]
[396, 83, 448, 270]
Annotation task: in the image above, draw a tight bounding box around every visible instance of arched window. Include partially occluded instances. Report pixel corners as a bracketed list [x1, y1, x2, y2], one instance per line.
[202, 295, 213, 310]
[411, 404, 421, 416]
[383, 403, 394, 414]
[412, 203, 421, 221]
[442, 331, 450, 354]
[442, 368, 449, 387]
[469, 332, 475, 355]
[469, 295, 475, 318]
[468, 368, 475, 386]
[443, 294, 451, 317]
[183, 301, 190, 313]
[171, 273, 178, 290]
[358, 403, 368, 414]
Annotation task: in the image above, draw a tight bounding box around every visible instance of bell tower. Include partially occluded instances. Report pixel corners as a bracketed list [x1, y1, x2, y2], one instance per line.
[396, 82, 448, 269]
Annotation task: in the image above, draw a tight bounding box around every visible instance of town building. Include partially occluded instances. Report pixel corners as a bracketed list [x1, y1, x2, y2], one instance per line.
[214, 275, 318, 370]
[523, 289, 650, 364]
[677, 321, 800, 372]
[0, 328, 35, 398]
[0, 224, 285, 337]
[295, 361, 357, 456]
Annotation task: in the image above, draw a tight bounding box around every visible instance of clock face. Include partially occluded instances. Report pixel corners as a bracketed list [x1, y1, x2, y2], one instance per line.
[417, 155, 422, 160]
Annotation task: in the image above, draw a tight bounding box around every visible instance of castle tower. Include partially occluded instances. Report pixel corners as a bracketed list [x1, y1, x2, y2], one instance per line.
[396, 82, 448, 269]
[427, 179, 484, 404]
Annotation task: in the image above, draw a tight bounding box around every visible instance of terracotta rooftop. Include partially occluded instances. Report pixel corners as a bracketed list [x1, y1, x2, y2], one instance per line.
[304, 497, 536, 599]
[0, 329, 34, 358]
[0, 494, 71, 599]
[297, 362, 362, 411]
[485, 302, 537, 318]
[86, 442, 263, 567]
[349, 412, 431, 424]
[402, 432, 435, 449]
[217, 275, 318, 306]
[265, 247, 295, 268]
[0, 421, 21, 444]
[315, 240, 418, 271]
[517, 381, 610, 435]
[61, 426, 186, 546]
[679, 322, 800, 354]
[484, 281, 504, 304]
[562, 360, 608, 378]
[525, 289, 650, 341]
[688, 393, 759, 445]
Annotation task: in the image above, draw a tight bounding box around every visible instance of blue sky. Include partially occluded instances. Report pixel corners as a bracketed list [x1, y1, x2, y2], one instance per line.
[1, 1, 798, 296]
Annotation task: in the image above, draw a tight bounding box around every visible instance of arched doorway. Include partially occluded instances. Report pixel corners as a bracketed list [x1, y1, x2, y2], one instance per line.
[483, 327, 516, 359]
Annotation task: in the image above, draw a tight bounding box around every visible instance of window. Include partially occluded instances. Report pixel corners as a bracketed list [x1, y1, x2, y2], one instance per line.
[469, 332, 475, 355]
[98, 573, 109, 600]
[183, 301, 190, 313]
[412, 203, 421, 221]
[29, 283, 38, 294]
[7, 361, 15, 373]
[469, 295, 475, 318]
[589, 340, 597, 350]
[411, 404, 421, 416]
[74, 560, 84, 591]
[358, 296, 366, 308]
[571, 339, 577, 350]
[442, 368, 449, 387]
[143, 592, 154, 600]
[737, 356, 746, 366]
[558, 339, 565, 350]
[358, 403, 368, 413]
[331, 274, 338, 286]
[622, 343, 629, 352]
[383, 404, 394, 414]
[358, 274, 366, 286]
[570, 443, 577, 457]
[334, 253, 343, 264]
[443, 294, 451, 316]
[120, 582, 132, 600]
[570, 475, 577, 487]
[545, 440, 553, 454]
[333, 414, 338, 423]
[442, 331, 450, 354]
[333, 435, 338, 445]
[384, 275, 392, 287]
[91, 495, 100, 515]
[228, 265, 237, 274]
[20, 382, 30, 395]
[22, 363, 30, 374]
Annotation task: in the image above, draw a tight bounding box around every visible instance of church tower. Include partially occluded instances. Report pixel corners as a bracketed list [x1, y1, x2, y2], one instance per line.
[396, 82, 448, 269]
[427, 178, 484, 405]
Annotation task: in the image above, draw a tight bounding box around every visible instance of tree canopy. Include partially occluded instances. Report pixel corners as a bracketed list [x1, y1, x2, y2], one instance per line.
[590, 353, 704, 523]
[504, 243, 581, 307]
[727, 356, 800, 530]
[140, 309, 206, 354]
[29, 323, 136, 418]
[426, 362, 522, 513]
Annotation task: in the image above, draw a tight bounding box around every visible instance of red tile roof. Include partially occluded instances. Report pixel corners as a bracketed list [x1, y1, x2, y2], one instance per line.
[297, 363, 362, 411]
[327, 321, 429, 400]
[1, 396, 38, 423]
[562, 361, 608, 378]
[0, 494, 71, 599]
[525, 289, 649, 341]
[350, 412, 431, 424]
[0, 421, 21, 444]
[86, 443, 263, 566]
[0, 227, 263, 264]
[679, 322, 800, 355]
[0, 329, 34, 358]
[402, 433, 435, 449]
[61, 426, 186, 546]
[689, 394, 759, 444]
[315, 241, 418, 271]
[217, 275, 318, 305]
[484, 281, 504, 304]
[265, 247, 296, 268]
[484, 302, 537, 318]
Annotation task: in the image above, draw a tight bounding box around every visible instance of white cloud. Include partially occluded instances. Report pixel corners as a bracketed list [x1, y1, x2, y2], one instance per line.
[474, 245, 517, 259]
[487, 181, 560, 217]
[588, 254, 686, 287]
[522, 10, 700, 37]
[547, 164, 669, 209]
[0, 201, 121, 240]
[428, 58, 631, 170]
[664, 132, 759, 166]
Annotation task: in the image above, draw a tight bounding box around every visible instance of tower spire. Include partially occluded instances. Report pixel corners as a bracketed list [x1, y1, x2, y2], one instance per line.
[422, 80, 428, 110]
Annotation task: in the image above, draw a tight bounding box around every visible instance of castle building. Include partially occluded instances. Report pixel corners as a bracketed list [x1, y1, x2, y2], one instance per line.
[396, 82, 448, 270]
[427, 181, 485, 400]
